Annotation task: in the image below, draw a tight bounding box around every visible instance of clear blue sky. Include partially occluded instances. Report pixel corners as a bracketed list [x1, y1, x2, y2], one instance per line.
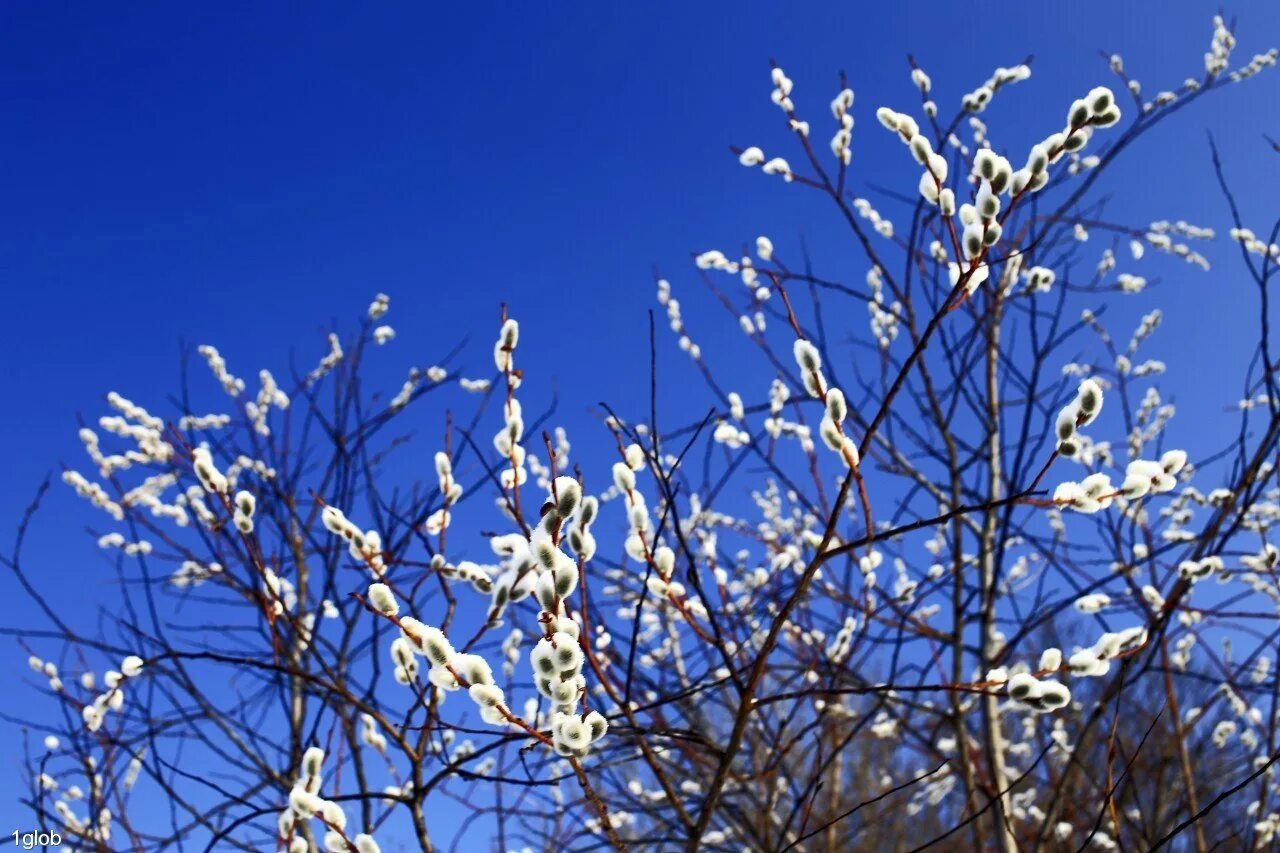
[1, 0, 1277, 838]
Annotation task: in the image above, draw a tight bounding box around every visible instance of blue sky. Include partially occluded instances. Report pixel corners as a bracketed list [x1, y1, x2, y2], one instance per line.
[1, 0, 1277, 839]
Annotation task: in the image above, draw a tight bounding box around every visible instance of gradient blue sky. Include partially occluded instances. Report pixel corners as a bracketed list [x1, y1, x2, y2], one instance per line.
[1, 0, 1277, 837]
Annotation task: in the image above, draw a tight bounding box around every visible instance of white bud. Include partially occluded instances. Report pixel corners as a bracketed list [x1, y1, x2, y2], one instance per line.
[793, 339, 821, 373]
[120, 656, 144, 678]
[612, 462, 636, 493]
[368, 583, 398, 616]
[1007, 672, 1041, 701]
[419, 626, 455, 667]
[1160, 449, 1188, 475]
[825, 388, 847, 425]
[469, 683, 505, 709]
[553, 477, 581, 517]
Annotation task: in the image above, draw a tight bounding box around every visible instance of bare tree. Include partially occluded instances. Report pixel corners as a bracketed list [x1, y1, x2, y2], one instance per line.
[8, 13, 1280, 853]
